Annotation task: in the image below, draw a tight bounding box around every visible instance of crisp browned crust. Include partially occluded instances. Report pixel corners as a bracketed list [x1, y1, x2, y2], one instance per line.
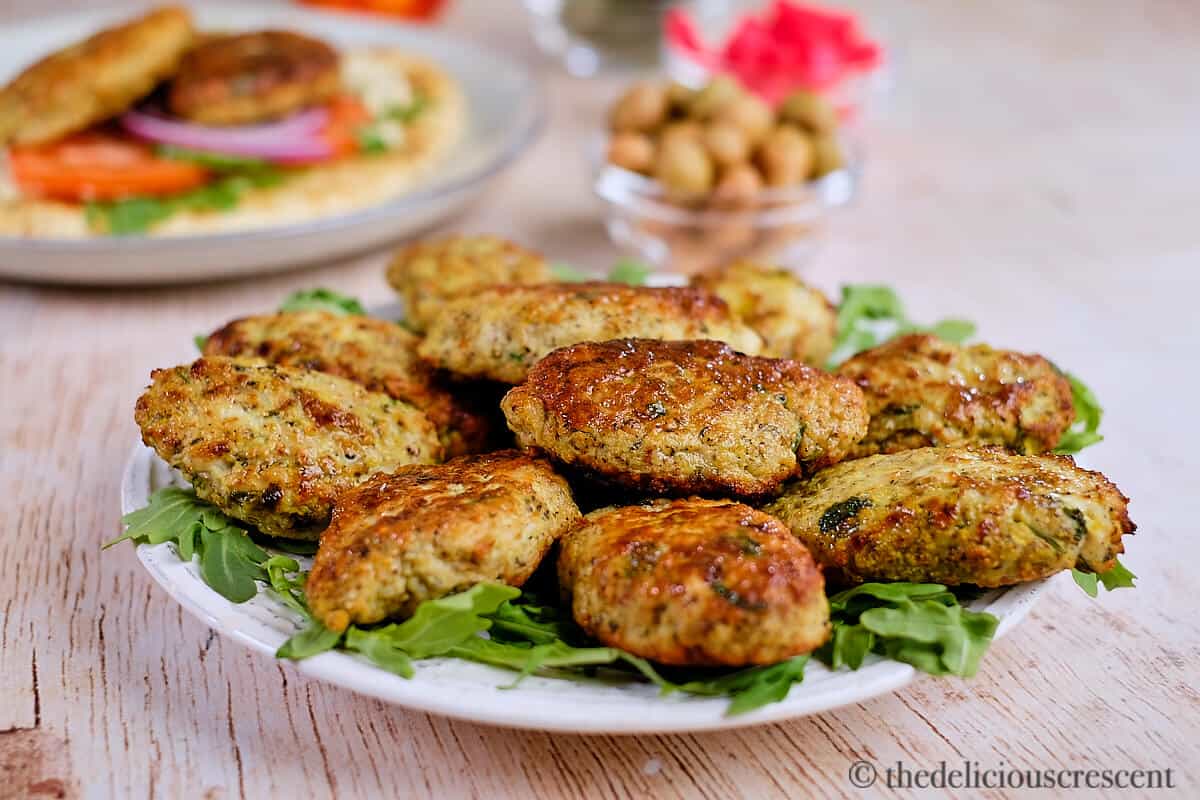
[203, 310, 496, 458]
[385, 235, 553, 332]
[558, 498, 829, 666]
[836, 333, 1076, 456]
[134, 356, 441, 539]
[307, 450, 580, 631]
[419, 283, 765, 383]
[0, 6, 194, 145]
[765, 446, 1135, 587]
[691, 259, 837, 365]
[168, 30, 341, 125]
[501, 338, 868, 497]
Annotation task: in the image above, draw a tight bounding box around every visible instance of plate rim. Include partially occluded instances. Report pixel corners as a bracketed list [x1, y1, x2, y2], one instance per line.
[0, 2, 547, 251]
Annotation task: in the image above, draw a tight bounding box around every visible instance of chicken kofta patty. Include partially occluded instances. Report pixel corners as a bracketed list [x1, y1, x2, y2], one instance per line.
[168, 30, 340, 125]
[765, 447, 1134, 587]
[135, 356, 441, 539]
[307, 451, 580, 631]
[691, 260, 837, 366]
[385, 235, 553, 332]
[502, 339, 868, 497]
[420, 283, 765, 383]
[837, 334, 1075, 457]
[558, 498, 829, 667]
[203, 310, 495, 457]
[0, 6, 194, 145]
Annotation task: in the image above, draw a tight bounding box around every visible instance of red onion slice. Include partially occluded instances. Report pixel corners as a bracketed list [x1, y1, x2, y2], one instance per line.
[120, 108, 334, 162]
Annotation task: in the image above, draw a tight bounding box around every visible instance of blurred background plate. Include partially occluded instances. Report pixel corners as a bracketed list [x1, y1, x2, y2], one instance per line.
[0, 3, 545, 285]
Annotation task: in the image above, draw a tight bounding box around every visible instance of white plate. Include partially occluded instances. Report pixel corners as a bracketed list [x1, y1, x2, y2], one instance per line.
[119, 291, 1048, 733]
[0, 4, 544, 285]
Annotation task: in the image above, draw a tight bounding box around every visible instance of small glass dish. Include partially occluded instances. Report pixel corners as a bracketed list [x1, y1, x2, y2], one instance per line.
[592, 135, 859, 276]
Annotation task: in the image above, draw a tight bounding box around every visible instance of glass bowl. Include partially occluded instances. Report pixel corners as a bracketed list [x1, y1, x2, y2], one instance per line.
[592, 134, 859, 276]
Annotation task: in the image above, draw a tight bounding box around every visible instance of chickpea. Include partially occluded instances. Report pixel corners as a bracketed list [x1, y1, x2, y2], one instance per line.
[702, 121, 750, 168]
[610, 82, 669, 132]
[778, 89, 838, 134]
[711, 163, 764, 208]
[666, 81, 697, 114]
[659, 120, 703, 147]
[655, 136, 715, 196]
[607, 132, 656, 174]
[712, 93, 773, 146]
[811, 133, 845, 178]
[757, 125, 815, 186]
[688, 75, 742, 119]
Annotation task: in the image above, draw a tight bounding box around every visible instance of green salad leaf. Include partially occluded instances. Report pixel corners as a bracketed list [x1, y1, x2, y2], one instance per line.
[1055, 371, 1104, 454]
[606, 258, 652, 286]
[156, 145, 271, 171]
[549, 259, 653, 286]
[107, 488, 273, 604]
[278, 288, 366, 316]
[1072, 557, 1137, 597]
[86, 168, 283, 236]
[817, 583, 998, 677]
[828, 284, 976, 367]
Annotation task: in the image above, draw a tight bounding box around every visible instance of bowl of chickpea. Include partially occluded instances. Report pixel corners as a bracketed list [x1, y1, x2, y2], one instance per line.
[594, 76, 858, 275]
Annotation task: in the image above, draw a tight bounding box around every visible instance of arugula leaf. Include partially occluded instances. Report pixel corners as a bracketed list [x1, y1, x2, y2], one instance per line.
[193, 334, 208, 352]
[264, 555, 308, 617]
[607, 258, 652, 286]
[551, 262, 589, 282]
[376, 583, 519, 658]
[817, 583, 998, 677]
[278, 288, 366, 316]
[384, 93, 429, 123]
[277, 620, 342, 659]
[199, 524, 268, 603]
[109, 488, 278, 605]
[344, 628, 415, 678]
[157, 145, 270, 170]
[1055, 371, 1104, 454]
[86, 169, 284, 235]
[828, 285, 976, 367]
[1073, 557, 1136, 597]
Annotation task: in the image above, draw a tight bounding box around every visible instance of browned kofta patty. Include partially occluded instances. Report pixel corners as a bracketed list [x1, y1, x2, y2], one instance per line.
[502, 338, 868, 497]
[168, 30, 341, 125]
[203, 310, 496, 457]
[0, 6, 195, 145]
[690, 259, 838, 366]
[307, 451, 580, 631]
[419, 282, 765, 384]
[135, 356, 441, 539]
[765, 446, 1135, 587]
[558, 498, 830, 667]
[385, 234, 554, 333]
[836, 333, 1076, 456]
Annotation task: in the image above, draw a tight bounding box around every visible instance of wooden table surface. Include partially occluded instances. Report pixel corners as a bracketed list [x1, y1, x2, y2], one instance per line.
[2, 1, 1198, 797]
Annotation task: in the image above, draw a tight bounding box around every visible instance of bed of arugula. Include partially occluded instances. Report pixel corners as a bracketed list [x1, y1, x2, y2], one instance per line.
[107, 268, 1134, 716]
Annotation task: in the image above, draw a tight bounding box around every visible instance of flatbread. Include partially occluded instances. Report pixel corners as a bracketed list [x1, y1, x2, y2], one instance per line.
[0, 48, 466, 238]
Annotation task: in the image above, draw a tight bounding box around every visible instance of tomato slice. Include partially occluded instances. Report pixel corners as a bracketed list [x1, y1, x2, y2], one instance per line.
[8, 132, 211, 202]
[317, 95, 374, 159]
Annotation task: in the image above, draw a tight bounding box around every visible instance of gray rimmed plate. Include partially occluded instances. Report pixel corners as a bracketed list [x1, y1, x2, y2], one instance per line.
[0, 3, 544, 285]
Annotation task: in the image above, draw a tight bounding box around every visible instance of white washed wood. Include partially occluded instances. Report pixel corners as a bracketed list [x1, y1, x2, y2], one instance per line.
[2, 0, 1199, 798]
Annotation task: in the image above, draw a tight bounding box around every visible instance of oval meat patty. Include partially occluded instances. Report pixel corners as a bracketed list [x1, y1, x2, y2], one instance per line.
[307, 450, 580, 631]
[418, 283, 765, 383]
[203, 310, 496, 457]
[502, 339, 868, 497]
[385, 234, 553, 333]
[168, 30, 341, 125]
[558, 498, 829, 667]
[691, 259, 837, 366]
[0, 6, 195, 145]
[836, 333, 1075, 457]
[765, 446, 1135, 587]
[134, 357, 441, 539]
